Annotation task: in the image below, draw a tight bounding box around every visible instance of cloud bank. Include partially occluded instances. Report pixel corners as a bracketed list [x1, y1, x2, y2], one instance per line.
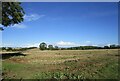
[10, 14, 45, 29]
[56, 41, 78, 47]
[24, 14, 45, 22]
[12, 23, 27, 29]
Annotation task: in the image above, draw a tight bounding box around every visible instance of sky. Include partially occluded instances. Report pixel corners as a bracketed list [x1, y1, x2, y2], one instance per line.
[1, 2, 118, 47]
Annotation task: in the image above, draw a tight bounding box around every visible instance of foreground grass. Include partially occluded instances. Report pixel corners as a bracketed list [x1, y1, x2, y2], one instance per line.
[2, 49, 119, 79]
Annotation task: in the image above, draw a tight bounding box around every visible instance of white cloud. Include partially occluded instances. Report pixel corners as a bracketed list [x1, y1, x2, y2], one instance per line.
[85, 41, 91, 43]
[107, 44, 111, 47]
[91, 44, 98, 46]
[12, 23, 27, 29]
[0, 43, 14, 47]
[0, 14, 45, 29]
[55, 41, 98, 47]
[0, 43, 39, 47]
[56, 41, 78, 47]
[26, 43, 39, 47]
[24, 14, 45, 22]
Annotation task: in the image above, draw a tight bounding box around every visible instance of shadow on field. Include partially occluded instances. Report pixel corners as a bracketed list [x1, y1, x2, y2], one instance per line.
[1, 52, 26, 60]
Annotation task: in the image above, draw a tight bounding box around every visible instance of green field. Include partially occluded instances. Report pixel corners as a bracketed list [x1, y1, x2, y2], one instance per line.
[1, 49, 119, 79]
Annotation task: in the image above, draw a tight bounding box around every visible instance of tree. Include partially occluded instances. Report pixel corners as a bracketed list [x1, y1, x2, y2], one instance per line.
[6, 47, 13, 51]
[48, 45, 53, 50]
[104, 46, 109, 49]
[39, 42, 47, 50]
[110, 44, 116, 49]
[2, 47, 6, 50]
[54, 46, 59, 50]
[0, 2, 25, 30]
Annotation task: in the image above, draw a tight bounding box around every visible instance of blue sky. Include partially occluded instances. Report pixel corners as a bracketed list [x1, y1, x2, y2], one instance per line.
[1, 2, 118, 47]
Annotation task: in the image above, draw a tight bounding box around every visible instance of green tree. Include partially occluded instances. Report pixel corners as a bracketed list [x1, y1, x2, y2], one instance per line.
[54, 46, 59, 50]
[48, 45, 53, 50]
[39, 42, 47, 50]
[104, 46, 109, 49]
[117, 45, 120, 48]
[2, 47, 6, 50]
[6, 47, 13, 51]
[110, 44, 116, 49]
[0, 2, 25, 30]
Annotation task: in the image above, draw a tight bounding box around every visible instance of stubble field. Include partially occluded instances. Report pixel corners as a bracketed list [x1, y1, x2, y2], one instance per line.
[1, 49, 119, 79]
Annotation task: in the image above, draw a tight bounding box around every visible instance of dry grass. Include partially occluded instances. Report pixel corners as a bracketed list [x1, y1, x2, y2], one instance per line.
[2, 49, 119, 79]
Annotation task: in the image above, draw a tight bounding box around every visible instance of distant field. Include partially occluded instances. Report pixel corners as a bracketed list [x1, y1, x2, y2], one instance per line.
[1, 49, 119, 79]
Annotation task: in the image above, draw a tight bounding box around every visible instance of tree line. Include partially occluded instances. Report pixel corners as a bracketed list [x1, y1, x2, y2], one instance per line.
[65, 45, 120, 50]
[0, 47, 37, 51]
[0, 42, 119, 51]
[39, 42, 120, 50]
[39, 42, 59, 50]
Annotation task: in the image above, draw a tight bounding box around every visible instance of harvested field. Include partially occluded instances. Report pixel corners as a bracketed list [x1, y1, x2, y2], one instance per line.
[1, 49, 119, 79]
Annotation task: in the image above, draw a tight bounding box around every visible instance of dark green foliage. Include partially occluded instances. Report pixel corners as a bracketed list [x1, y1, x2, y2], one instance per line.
[13, 47, 37, 51]
[60, 44, 120, 50]
[2, 47, 6, 50]
[6, 47, 13, 51]
[0, 47, 37, 51]
[48, 45, 53, 50]
[117, 45, 120, 48]
[65, 46, 103, 50]
[1, 2, 25, 27]
[28, 47, 37, 49]
[109, 44, 119, 49]
[104, 46, 109, 49]
[54, 46, 59, 50]
[110, 44, 116, 48]
[39, 42, 47, 50]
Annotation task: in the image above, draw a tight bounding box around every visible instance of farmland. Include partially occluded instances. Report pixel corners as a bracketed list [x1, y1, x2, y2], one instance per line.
[1, 49, 119, 79]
